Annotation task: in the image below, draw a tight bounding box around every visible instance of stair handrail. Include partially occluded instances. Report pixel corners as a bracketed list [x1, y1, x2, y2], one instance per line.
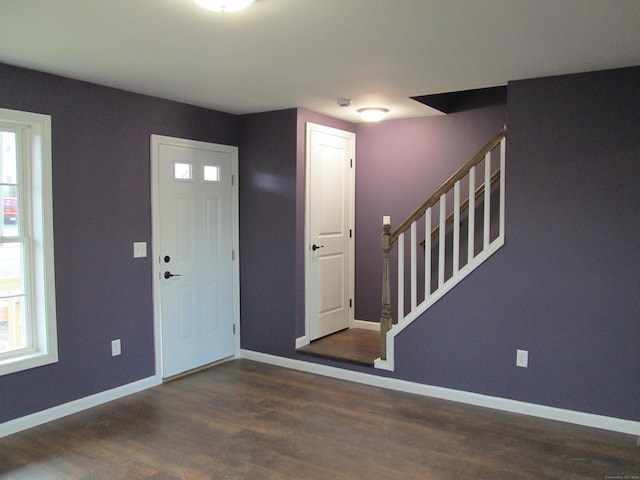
[390, 127, 507, 245]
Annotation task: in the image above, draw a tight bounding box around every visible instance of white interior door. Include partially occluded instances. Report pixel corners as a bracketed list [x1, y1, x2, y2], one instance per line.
[151, 135, 238, 379]
[305, 123, 355, 341]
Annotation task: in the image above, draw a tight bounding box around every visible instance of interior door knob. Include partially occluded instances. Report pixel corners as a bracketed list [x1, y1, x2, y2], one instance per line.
[164, 271, 181, 279]
[312, 244, 324, 251]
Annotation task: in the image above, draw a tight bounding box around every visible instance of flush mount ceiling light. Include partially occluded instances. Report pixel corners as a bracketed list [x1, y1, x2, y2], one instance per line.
[193, 0, 254, 12]
[357, 107, 389, 122]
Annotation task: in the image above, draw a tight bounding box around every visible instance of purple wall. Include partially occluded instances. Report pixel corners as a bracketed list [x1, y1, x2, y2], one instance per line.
[394, 66, 640, 421]
[238, 67, 640, 422]
[355, 106, 506, 321]
[238, 108, 356, 353]
[295, 110, 357, 338]
[238, 109, 298, 356]
[0, 63, 240, 423]
[2, 60, 638, 426]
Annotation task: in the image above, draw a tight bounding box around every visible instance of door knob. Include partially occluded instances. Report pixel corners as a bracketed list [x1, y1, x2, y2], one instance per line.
[312, 244, 324, 251]
[164, 271, 181, 279]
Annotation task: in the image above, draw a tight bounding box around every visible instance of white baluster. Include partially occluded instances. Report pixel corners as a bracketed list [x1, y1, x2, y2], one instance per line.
[499, 138, 506, 239]
[424, 207, 431, 300]
[483, 152, 491, 249]
[453, 180, 460, 274]
[468, 166, 475, 262]
[397, 232, 404, 322]
[411, 221, 417, 311]
[438, 193, 446, 287]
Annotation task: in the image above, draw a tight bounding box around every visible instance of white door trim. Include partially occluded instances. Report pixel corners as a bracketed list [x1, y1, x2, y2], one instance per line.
[304, 123, 356, 343]
[150, 135, 240, 381]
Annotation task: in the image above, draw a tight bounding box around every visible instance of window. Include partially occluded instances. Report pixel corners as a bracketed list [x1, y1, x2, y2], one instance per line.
[0, 108, 57, 376]
[203, 165, 220, 182]
[174, 162, 192, 180]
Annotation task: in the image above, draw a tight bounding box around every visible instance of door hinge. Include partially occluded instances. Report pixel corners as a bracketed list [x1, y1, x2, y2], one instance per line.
[350, 158, 353, 168]
[232, 174, 235, 186]
[232, 249, 235, 261]
[349, 299, 353, 308]
[349, 229, 352, 238]
[233, 324, 236, 334]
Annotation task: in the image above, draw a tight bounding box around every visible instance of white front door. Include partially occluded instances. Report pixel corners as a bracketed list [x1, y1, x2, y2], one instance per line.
[151, 135, 238, 379]
[305, 123, 355, 341]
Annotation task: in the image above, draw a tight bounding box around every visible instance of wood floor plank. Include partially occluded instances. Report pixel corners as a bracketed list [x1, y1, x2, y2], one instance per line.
[0, 360, 638, 479]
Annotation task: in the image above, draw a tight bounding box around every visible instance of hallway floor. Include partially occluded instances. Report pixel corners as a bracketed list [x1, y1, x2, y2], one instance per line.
[296, 328, 379, 366]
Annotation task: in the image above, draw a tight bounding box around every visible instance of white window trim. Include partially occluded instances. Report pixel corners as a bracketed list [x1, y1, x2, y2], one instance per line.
[0, 107, 57, 376]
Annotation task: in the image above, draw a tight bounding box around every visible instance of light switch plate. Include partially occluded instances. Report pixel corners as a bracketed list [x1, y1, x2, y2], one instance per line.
[133, 242, 147, 258]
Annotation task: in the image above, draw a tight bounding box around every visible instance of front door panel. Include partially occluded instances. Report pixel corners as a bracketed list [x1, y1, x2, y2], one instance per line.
[155, 138, 236, 378]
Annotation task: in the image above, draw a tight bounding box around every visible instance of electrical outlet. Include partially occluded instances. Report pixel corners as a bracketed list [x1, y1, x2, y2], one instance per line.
[133, 242, 147, 258]
[516, 349, 528, 368]
[111, 339, 121, 356]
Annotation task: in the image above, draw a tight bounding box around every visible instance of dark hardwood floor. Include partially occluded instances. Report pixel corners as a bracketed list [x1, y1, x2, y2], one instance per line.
[296, 328, 380, 366]
[0, 359, 638, 479]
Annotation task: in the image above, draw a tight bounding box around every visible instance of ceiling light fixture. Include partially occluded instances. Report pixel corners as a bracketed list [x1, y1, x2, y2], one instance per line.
[357, 107, 389, 122]
[193, 0, 255, 12]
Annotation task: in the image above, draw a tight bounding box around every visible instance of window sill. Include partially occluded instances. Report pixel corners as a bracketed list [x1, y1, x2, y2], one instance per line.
[0, 349, 58, 376]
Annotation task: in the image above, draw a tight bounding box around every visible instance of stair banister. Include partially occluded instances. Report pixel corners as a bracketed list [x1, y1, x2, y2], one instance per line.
[379, 218, 392, 360]
[378, 127, 507, 367]
[389, 127, 506, 244]
[429, 170, 500, 240]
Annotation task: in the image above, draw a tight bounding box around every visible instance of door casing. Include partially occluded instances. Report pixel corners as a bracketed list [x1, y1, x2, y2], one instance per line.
[304, 122, 356, 344]
[150, 134, 240, 380]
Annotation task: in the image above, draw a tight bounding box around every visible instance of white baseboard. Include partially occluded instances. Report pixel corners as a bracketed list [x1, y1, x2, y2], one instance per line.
[374, 357, 393, 371]
[240, 349, 640, 437]
[352, 319, 380, 331]
[295, 336, 310, 349]
[0, 375, 161, 439]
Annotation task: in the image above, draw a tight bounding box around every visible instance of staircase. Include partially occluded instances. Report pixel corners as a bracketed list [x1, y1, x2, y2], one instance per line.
[375, 128, 507, 371]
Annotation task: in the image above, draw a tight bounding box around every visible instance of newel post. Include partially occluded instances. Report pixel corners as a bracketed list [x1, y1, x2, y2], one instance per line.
[380, 216, 393, 360]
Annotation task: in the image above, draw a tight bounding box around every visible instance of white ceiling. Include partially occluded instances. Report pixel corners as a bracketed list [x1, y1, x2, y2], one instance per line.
[1, 0, 639, 122]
